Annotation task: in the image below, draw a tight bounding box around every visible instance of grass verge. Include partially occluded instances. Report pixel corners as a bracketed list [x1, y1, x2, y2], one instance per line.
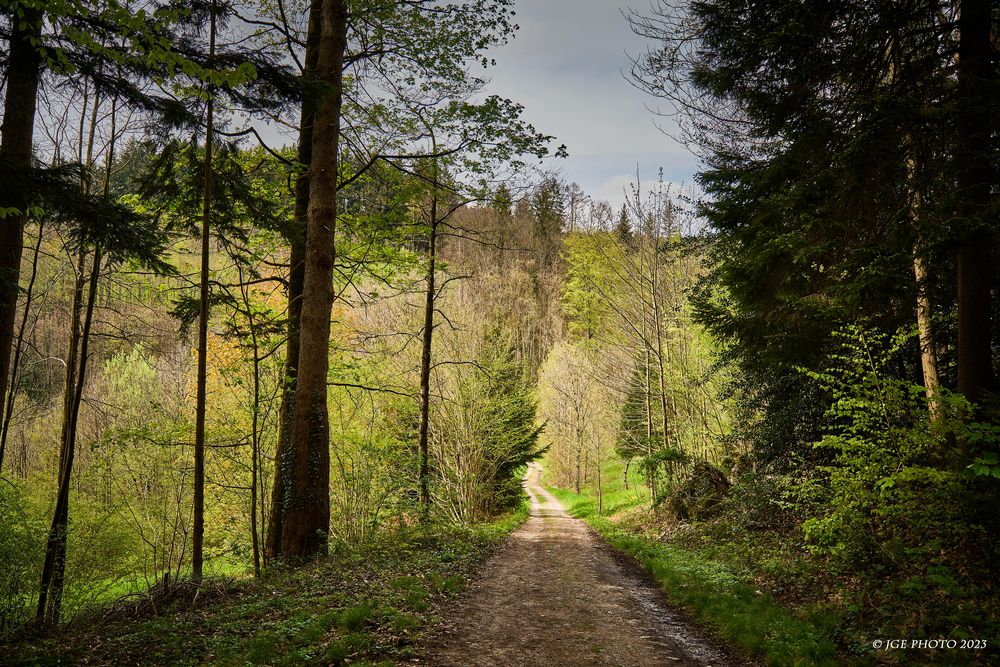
[548, 481, 842, 667]
[5, 504, 527, 667]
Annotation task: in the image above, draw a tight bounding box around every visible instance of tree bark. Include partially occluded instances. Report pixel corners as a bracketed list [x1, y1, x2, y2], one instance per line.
[913, 251, 941, 417]
[955, 0, 995, 407]
[277, 0, 347, 560]
[0, 222, 43, 473]
[575, 441, 582, 495]
[639, 238, 655, 503]
[267, 0, 321, 564]
[417, 149, 440, 517]
[595, 447, 603, 514]
[650, 221, 674, 464]
[191, 4, 215, 584]
[36, 251, 84, 626]
[0, 7, 43, 443]
[37, 246, 102, 626]
[250, 320, 262, 578]
[192, 3, 217, 583]
[36, 85, 113, 627]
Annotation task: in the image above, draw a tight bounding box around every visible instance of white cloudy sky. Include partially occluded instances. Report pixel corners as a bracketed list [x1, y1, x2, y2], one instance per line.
[482, 0, 700, 208]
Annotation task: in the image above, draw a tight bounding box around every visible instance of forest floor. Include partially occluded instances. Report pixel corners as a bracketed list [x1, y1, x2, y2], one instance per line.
[3, 512, 526, 666]
[411, 463, 735, 666]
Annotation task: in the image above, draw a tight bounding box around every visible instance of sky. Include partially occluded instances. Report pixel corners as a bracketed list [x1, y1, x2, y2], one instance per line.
[482, 0, 700, 209]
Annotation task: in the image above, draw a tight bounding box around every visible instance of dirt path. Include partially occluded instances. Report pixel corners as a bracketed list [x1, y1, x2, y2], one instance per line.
[414, 464, 733, 666]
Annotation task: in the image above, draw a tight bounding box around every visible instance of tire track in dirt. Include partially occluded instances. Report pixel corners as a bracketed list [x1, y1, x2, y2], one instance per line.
[412, 463, 735, 666]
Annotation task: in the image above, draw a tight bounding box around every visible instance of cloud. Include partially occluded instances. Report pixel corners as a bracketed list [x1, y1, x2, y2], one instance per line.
[592, 174, 638, 209]
[484, 0, 700, 203]
[591, 172, 692, 211]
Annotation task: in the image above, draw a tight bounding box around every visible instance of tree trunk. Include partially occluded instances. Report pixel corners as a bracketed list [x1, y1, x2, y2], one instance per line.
[250, 313, 262, 578]
[267, 0, 321, 564]
[0, 222, 43, 473]
[417, 149, 440, 517]
[0, 7, 43, 441]
[644, 346, 655, 501]
[192, 3, 217, 583]
[36, 252, 85, 626]
[277, 0, 347, 560]
[640, 249, 656, 503]
[650, 227, 674, 463]
[595, 448, 603, 515]
[956, 0, 995, 407]
[913, 251, 941, 418]
[37, 246, 102, 626]
[36, 85, 113, 627]
[575, 442, 581, 495]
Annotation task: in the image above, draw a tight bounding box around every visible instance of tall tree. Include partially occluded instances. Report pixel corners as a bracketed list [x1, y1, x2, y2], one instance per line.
[1, 0, 192, 436]
[531, 176, 565, 266]
[0, 221, 43, 472]
[398, 94, 558, 518]
[36, 95, 173, 625]
[272, 0, 348, 560]
[628, 0, 996, 465]
[267, 0, 546, 554]
[0, 4, 43, 446]
[266, 0, 322, 565]
[192, 0, 218, 584]
[416, 151, 440, 515]
[955, 0, 996, 406]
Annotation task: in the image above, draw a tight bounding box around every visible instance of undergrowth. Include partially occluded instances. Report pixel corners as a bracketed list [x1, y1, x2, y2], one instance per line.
[3, 504, 527, 666]
[548, 452, 999, 666]
[548, 483, 842, 666]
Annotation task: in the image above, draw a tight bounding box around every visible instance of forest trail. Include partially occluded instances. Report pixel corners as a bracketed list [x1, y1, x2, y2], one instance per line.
[413, 463, 733, 667]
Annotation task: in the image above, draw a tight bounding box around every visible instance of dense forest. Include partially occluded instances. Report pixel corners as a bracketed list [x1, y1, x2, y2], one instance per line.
[1, 0, 998, 665]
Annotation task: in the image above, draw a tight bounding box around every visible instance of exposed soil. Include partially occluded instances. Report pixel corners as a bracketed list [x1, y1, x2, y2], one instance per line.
[412, 464, 735, 667]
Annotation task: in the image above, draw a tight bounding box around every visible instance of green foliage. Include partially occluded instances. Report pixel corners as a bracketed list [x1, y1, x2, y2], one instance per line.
[557, 216, 730, 495]
[475, 328, 547, 510]
[561, 232, 612, 340]
[140, 139, 288, 242]
[16, 162, 175, 274]
[329, 430, 417, 544]
[530, 176, 564, 263]
[655, 0, 972, 474]
[796, 326, 962, 560]
[0, 480, 45, 639]
[85, 348, 194, 584]
[5, 509, 527, 665]
[337, 601, 375, 631]
[794, 325, 999, 638]
[550, 483, 841, 666]
[336, 159, 422, 290]
[1, 0, 563, 647]
[430, 326, 545, 523]
[614, 359, 693, 495]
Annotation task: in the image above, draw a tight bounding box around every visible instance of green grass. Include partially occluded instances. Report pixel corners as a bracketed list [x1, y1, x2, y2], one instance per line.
[55, 553, 251, 615]
[6, 503, 529, 667]
[546, 464, 843, 667]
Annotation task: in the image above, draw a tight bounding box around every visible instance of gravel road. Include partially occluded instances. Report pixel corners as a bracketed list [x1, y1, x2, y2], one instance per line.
[414, 463, 734, 667]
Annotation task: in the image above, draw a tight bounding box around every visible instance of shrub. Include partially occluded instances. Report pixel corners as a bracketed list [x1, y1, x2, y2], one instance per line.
[0, 479, 46, 638]
[795, 325, 999, 636]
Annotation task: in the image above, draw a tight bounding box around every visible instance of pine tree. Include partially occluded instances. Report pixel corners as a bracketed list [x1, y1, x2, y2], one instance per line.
[615, 204, 633, 247]
[630, 0, 997, 463]
[530, 177, 565, 266]
[477, 328, 545, 511]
